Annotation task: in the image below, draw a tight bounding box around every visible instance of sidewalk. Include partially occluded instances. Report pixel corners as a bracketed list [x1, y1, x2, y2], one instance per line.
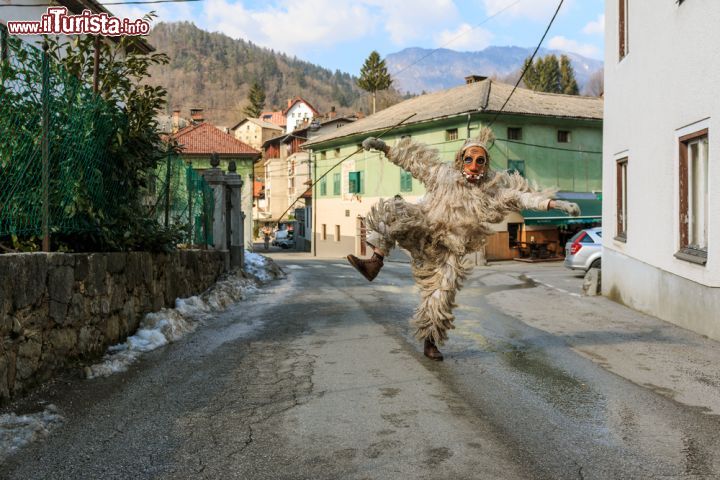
[479, 263, 720, 415]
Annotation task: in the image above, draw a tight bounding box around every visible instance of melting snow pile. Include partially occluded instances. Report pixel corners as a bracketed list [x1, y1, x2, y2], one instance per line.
[0, 405, 64, 461]
[85, 251, 283, 379]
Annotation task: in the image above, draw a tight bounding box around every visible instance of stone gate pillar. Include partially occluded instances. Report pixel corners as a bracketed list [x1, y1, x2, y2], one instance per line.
[226, 161, 244, 269]
[202, 153, 228, 255]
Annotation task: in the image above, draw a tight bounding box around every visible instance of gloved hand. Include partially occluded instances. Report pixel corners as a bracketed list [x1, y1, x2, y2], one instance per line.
[552, 200, 581, 217]
[362, 137, 387, 152]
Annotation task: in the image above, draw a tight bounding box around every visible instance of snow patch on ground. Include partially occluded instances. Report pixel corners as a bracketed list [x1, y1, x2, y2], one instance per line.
[0, 405, 64, 462]
[84, 251, 282, 379]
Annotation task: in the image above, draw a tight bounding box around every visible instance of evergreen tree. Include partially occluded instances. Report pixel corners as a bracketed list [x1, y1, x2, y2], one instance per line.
[521, 54, 578, 95]
[560, 55, 580, 95]
[357, 51, 393, 114]
[243, 81, 266, 118]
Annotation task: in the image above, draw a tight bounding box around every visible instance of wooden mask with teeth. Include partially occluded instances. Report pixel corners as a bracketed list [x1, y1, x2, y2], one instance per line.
[454, 126, 495, 184]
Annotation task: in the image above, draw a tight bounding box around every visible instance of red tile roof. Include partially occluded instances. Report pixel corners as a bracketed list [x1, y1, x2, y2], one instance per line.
[259, 111, 287, 128]
[172, 122, 260, 156]
[282, 96, 319, 116]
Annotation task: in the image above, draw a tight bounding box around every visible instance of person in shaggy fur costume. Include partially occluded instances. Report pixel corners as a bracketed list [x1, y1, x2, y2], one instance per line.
[347, 127, 580, 360]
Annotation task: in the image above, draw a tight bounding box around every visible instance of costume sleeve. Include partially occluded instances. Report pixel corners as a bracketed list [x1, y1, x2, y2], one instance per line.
[493, 170, 555, 212]
[386, 137, 444, 187]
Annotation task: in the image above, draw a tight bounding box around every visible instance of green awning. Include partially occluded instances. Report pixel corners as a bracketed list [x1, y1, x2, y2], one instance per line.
[522, 197, 602, 226]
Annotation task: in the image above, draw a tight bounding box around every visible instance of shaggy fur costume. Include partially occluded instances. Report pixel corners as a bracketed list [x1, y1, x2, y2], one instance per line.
[366, 133, 557, 345]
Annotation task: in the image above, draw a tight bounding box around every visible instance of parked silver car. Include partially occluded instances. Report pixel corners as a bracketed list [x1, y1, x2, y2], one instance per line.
[564, 227, 602, 271]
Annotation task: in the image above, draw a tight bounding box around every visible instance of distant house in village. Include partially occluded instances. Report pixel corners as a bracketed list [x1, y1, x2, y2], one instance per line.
[603, 1, 720, 341]
[230, 117, 283, 151]
[171, 109, 260, 248]
[258, 111, 358, 249]
[283, 97, 319, 134]
[259, 110, 287, 130]
[303, 78, 603, 259]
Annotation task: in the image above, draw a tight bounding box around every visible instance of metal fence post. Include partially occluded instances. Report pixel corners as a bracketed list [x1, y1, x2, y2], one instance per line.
[164, 153, 172, 227]
[41, 41, 50, 252]
[186, 165, 194, 245]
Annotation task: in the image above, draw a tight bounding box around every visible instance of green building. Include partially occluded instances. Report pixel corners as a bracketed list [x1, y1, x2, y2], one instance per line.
[303, 78, 603, 259]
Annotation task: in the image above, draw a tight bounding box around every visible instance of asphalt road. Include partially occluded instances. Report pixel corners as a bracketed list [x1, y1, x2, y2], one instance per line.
[2, 256, 719, 479]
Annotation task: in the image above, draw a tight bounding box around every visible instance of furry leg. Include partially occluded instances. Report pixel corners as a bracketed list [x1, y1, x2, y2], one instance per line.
[365, 196, 427, 256]
[410, 252, 472, 346]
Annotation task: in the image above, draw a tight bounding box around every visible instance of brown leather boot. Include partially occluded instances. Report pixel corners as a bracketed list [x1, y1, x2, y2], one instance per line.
[424, 338, 444, 361]
[346, 252, 384, 282]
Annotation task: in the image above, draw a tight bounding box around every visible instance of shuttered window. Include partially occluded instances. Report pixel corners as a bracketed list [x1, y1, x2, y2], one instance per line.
[400, 170, 413, 192]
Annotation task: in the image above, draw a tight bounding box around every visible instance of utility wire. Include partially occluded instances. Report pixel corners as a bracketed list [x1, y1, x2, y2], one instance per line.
[273, 113, 416, 222]
[487, 0, 564, 127]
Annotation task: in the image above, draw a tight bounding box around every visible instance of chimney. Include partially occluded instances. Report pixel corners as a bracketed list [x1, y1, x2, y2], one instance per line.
[190, 108, 204, 124]
[328, 106, 337, 119]
[465, 75, 488, 84]
[172, 109, 181, 133]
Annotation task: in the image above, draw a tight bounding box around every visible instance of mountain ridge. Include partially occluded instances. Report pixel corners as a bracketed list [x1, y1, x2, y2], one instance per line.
[385, 46, 603, 95]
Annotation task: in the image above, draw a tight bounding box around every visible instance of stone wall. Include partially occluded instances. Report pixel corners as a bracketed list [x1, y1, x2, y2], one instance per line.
[0, 250, 228, 401]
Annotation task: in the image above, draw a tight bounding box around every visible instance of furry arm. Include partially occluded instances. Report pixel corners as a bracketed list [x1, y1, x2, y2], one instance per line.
[493, 171, 558, 212]
[386, 137, 444, 187]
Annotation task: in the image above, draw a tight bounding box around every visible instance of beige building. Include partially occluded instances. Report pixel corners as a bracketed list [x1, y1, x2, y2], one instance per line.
[231, 118, 283, 151]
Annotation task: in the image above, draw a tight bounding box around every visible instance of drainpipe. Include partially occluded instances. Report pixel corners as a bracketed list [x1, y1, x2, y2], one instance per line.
[466, 113, 471, 139]
[311, 148, 317, 257]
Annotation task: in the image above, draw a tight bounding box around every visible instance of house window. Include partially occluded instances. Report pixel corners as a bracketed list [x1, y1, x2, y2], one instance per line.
[321, 224, 327, 240]
[320, 151, 327, 160]
[334, 148, 341, 158]
[557, 130, 571, 143]
[677, 129, 709, 264]
[320, 177, 327, 196]
[616, 158, 628, 240]
[445, 128, 458, 141]
[349, 171, 362, 194]
[333, 173, 341, 195]
[400, 170, 413, 192]
[507, 127, 523, 141]
[508, 160, 525, 177]
[335, 225, 341, 242]
[619, 0, 629, 60]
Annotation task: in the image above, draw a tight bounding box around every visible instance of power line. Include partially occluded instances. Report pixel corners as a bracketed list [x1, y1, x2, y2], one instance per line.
[488, 0, 565, 127]
[273, 113, 416, 222]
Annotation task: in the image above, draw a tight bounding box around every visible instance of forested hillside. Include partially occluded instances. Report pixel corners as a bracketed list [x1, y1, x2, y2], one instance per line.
[147, 22, 367, 126]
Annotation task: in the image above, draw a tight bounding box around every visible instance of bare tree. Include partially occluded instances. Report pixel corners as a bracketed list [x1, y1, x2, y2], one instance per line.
[584, 68, 604, 97]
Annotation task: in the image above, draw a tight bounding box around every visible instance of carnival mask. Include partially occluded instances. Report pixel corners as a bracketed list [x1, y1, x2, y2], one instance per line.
[462, 146, 488, 184]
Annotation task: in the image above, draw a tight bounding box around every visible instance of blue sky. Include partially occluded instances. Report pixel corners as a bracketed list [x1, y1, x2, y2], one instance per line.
[112, 0, 605, 74]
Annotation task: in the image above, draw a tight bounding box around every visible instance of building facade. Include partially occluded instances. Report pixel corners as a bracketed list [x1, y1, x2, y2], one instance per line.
[304, 79, 603, 259]
[231, 118, 283, 151]
[603, 1, 720, 340]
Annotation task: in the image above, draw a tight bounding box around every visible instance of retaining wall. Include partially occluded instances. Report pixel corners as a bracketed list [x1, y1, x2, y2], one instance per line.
[0, 250, 228, 401]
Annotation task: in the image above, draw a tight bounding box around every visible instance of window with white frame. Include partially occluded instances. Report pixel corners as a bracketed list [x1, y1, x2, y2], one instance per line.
[616, 158, 628, 240]
[677, 129, 709, 264]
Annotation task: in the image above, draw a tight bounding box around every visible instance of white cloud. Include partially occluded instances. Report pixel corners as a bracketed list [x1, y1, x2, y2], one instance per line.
[203, 0, 374, 55]
[435, 23, 493, 51]
[371, 0, 459, 44]
[582, 14, 605, 35]
[482, 0, 572, 21]
[548, 35, 600, 59]
[108, 2, 194, 25]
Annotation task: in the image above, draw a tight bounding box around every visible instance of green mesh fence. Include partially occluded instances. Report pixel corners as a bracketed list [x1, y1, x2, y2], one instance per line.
[151, 154, 214, 247]
[0, 27, 121, 238]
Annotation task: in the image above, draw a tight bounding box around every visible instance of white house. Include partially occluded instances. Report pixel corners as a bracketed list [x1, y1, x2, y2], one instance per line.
[284, 97, 319, 134]
[603, 0, 720, 340]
